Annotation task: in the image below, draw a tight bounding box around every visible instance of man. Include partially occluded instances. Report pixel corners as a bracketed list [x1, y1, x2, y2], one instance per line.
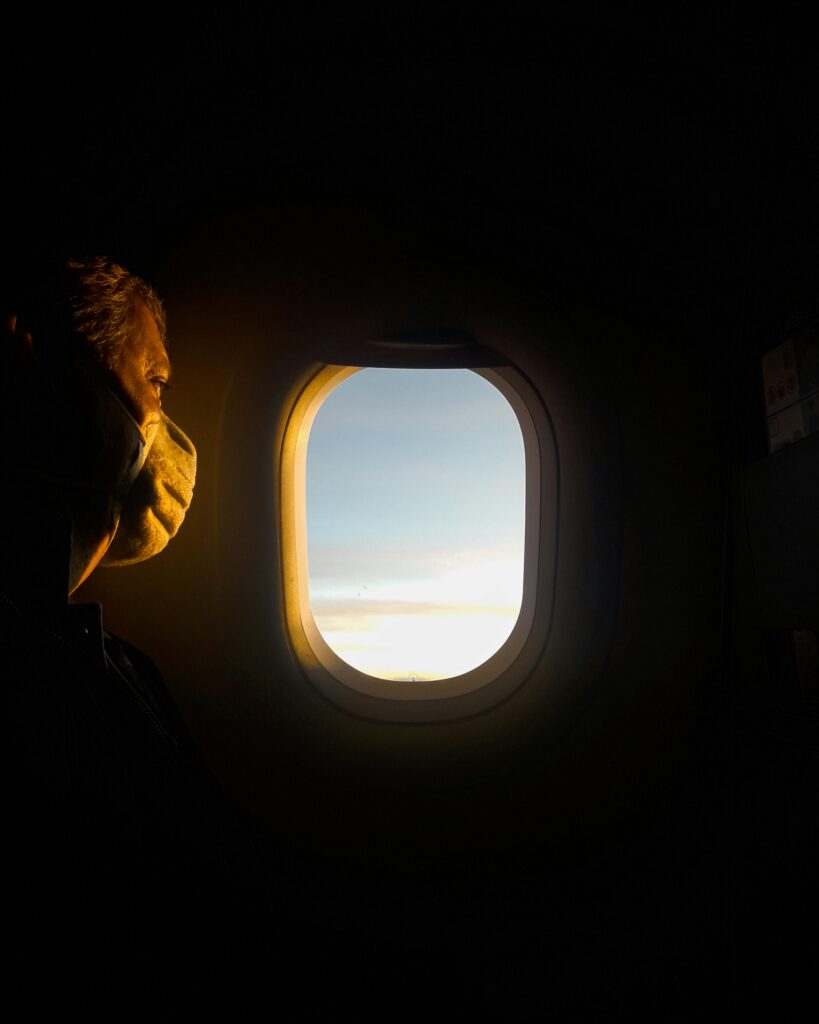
[4, 257, 193, 586]
[2, 258, 280, 1010]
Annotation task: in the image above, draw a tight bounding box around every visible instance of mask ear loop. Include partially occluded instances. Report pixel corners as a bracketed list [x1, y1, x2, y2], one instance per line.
[21, 348, 149, 495]
[92, 373, 149, 490]
[71, 361, 151, 494]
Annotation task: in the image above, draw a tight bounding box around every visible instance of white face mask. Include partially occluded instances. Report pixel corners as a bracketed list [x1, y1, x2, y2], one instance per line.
[101, 412, 197, 567]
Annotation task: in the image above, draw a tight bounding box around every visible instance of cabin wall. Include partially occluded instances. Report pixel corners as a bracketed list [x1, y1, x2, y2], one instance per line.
[79, 206, 733, 1012]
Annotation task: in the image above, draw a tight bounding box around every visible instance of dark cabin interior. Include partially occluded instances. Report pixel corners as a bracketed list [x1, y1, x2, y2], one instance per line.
[3, 10, 817, 1018]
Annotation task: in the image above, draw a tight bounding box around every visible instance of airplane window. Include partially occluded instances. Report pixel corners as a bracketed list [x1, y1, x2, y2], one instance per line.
[305, 368, 526, 682]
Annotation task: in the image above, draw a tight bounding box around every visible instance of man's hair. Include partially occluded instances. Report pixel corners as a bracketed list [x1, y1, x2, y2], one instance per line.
[65, 257, 167, 370]
[5, 255, 166, 373]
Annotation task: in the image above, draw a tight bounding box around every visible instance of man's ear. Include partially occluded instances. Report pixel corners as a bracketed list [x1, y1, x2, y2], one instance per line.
[5, 313, 35, 356]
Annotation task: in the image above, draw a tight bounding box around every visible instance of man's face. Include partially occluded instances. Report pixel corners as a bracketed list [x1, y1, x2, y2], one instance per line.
[106, 297, 171, 450]
[69, 298, 172, 591]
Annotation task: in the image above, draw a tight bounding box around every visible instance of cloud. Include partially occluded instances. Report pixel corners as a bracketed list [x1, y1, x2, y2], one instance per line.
[313, 597, 521, 631]
[312, 600, 521, 680]
[309, 545, 524, 611]
[309, 541, 523, 581]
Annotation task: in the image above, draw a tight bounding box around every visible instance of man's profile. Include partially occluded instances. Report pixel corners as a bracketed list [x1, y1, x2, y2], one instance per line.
[2, 257, 277, 1009]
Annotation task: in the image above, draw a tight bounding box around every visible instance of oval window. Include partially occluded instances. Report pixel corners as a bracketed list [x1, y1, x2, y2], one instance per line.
[305, 368, 526, 682]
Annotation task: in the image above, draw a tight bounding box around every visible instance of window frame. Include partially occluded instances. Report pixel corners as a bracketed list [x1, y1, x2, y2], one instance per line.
[280, 352, 558, 723]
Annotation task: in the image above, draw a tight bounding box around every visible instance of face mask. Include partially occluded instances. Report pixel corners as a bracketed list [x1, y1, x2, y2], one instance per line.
[101, 411, 197, 566]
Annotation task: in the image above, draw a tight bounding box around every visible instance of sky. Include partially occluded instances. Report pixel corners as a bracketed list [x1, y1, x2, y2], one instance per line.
[306, 368, 526, 681]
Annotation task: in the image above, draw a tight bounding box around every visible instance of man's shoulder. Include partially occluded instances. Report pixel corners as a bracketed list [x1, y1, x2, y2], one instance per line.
[102, 628, 195, 749]
[104, 629, 167, 688]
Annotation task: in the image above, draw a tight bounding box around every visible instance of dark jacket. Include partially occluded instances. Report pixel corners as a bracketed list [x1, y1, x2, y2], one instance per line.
[3, 582, 284, 1012]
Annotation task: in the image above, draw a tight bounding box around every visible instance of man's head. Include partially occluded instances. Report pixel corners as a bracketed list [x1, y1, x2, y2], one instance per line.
[62, 257, 167, 371]
[4, 256, 195, 595]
